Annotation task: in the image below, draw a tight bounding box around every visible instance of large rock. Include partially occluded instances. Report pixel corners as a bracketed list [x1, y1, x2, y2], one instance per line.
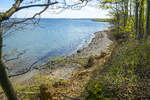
[40, 83, 67, 100]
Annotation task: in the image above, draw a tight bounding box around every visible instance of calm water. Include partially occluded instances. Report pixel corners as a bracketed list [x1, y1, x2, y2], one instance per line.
[3, 19, 110, 72]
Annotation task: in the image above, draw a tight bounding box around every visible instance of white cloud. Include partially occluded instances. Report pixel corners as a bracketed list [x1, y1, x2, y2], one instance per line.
[12, 6, 109, 18]
[1, 0, 109, 18]
[1, 0, 108, 18]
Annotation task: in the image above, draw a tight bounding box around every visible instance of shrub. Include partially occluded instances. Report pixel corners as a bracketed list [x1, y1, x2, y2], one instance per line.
[113, 17, 134, 40]
[85, 80, 109, 100]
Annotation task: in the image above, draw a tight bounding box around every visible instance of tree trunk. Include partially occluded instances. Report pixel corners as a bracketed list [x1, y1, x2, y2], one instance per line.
[144, 0, 150, 39]
[0, 22, 18, 100]
[124, 0, 129, 27]
[115, 2, 120, 33]
[130, 0, 132, 17]
[135, 1, 139, 36]
[138, 0, 144, 39]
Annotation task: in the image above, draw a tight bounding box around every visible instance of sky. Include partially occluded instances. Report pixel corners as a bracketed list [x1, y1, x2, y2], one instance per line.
[0, 0, 109, 18]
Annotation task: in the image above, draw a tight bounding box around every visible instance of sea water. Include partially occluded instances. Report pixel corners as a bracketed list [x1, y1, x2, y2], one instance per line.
[3, 18, 110, 72]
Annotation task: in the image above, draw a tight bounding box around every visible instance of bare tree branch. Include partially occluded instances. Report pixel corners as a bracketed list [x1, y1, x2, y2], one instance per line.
[1, 0, 23, 20]
[3, 50, 26, 63]
[8, 59, 40, 78]
[2, 0, 57, 36]
[2, 0, 87, 33]
[16, 2, 58, 12]
[1, 0, 58, 21]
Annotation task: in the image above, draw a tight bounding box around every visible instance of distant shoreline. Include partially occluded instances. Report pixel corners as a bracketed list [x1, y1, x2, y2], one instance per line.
[92, 18, 114, 22]
[10, 18, 109, 20]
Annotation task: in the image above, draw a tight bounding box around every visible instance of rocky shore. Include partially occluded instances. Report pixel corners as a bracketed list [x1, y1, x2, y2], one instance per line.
[68, 28, 113, 59]
[0, 27, 115, 100]
[10, 27, 114, 83]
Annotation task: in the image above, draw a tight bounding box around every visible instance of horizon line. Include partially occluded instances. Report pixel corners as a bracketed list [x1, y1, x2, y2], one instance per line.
[10, 17, 108, 19]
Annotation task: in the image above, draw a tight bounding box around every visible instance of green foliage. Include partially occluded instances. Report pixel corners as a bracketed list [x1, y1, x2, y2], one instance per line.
[86, 80, 110, 100]
[120, 18, 134, 33]
[100, 0, 149, 40]
[113, 17, 135, 40]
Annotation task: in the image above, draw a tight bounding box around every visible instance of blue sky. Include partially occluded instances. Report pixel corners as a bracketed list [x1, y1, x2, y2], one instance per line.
[0, 0, 109, 18]
[0, 0, 12, 7]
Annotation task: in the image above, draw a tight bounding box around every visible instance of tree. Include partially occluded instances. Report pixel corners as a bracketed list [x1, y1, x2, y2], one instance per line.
[124, 0, 129, 27]
[145, 0, 150, 38]
[138, 0, 145, 39]
[134, 0, 139, 37]
[0, 1, 57, 99]
[0, 0, 87, 99]
[100, 0, 150, 40]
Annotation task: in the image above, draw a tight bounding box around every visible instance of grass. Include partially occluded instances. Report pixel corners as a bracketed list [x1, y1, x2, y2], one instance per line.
[14, 74, 67, 99]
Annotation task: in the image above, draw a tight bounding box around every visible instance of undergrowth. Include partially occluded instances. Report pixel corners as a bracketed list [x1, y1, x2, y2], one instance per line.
[85, 40, 150, 99]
